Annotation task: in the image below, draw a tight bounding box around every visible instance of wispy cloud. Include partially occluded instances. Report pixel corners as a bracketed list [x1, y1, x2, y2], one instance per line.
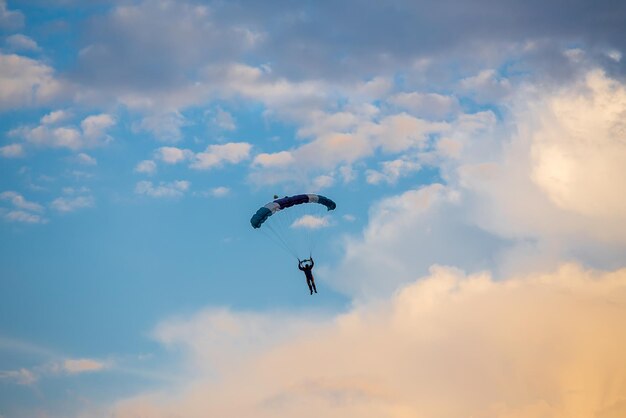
[134, 160, 157, 175]
[5, 34, 40, 52]
[51, 195, 94, 213]
[212, 108, 236, 131]
[0, 191, 44, 212]
[57, 358, 108, 374]
[132, 112, 186, 142]
[365, 158, 422, 185]
[74, 152, 97, 166]
[0, 0, 24, 31]
[0, 368, 37, 385]
[135, 180, 190, 198]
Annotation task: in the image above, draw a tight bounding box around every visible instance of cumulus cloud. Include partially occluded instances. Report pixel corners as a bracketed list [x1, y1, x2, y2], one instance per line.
[3, 210, 46, 224]
[154, 146, 192, 164]
[252, 151, 295, 168]
[81, 114, 115, 142]
[0, 53, 64, 110]
[41, 109, 71, 125]
[291, 215, 331, 229]
[210, 186, 230, 197]
[0, 143, 24, 158]
[0, 191, 44, 212]
[106, 264, 626, 418]
[312, 174, 335, 190]
[50, 195, 95, 213]
[10, 113, 116, 150]
[74, 152, 97, 166]
[191, 142, 252, 170]
[452, 70, 626, 249]
[135, 180, 190, 198]
[250, 111, 447, 186]
[134, 160, 157, 175]
[0, 192, 47, 224]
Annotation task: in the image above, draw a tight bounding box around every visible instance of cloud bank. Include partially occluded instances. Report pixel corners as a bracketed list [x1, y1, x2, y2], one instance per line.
[108, 264, 626, 418]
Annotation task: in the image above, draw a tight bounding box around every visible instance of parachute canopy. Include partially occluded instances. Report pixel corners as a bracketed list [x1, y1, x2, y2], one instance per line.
[250, 194, 336, 229]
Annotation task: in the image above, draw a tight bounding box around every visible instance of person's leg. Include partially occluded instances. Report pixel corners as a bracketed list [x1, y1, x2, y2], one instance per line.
[307, 278, 313, 294]
[311, 278, 318, 293]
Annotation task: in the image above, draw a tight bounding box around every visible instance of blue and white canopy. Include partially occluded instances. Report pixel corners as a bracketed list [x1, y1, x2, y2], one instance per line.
[250, 194, 336, 229]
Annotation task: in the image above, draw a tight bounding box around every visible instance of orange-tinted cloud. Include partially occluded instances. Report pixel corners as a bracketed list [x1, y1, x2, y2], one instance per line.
[110, 263, 626, 418]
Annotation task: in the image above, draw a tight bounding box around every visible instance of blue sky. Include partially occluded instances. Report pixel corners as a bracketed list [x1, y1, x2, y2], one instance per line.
[1, 1, 626, 417]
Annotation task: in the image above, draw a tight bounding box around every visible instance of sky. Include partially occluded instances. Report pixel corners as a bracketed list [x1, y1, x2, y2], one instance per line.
[1, 0, 626, 417]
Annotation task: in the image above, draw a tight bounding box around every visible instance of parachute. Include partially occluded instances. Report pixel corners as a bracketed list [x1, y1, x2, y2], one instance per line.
[250, 194, 337, 258]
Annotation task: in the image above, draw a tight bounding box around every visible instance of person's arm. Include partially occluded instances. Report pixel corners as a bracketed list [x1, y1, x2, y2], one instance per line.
[310, 258, 314, 268]
[298, 261, 305, 271]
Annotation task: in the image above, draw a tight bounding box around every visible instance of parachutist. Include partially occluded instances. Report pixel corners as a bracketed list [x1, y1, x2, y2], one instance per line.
[298, 257, 317, 295]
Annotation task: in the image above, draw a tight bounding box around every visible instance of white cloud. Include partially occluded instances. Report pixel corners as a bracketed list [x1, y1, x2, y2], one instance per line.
[61, 358, 107, 374]
[75, 152, 97, 166]
[5, 34, 40, 52]
[3, 210, 46, 224]
[333, 184, 487, 297]
[41, 109, 71, 125]
[135, 160, 157, 175]
[10, 113, 116, 150]
[154, 146, 192, 164]
[0, 191, 44, 212]
[291, 214, 330, 229]
[135, 180, 190, 198]
[210, 186, 230, 197]
[81, 114, 116, 144]
[50, 195, 95, 213]
[252, 151, 294, 168]
[0, 143, 24, 158]
[250, 111, 447, 186]
[0, 53, 64, 110]
[450, 70, 626, 250]
[191, 142, 252, 170]
[296, 110, 363, 139]
[107, 264, 626, 418]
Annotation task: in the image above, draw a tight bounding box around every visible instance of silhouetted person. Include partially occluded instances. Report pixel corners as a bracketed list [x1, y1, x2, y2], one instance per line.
[298, 258, 317, 295]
